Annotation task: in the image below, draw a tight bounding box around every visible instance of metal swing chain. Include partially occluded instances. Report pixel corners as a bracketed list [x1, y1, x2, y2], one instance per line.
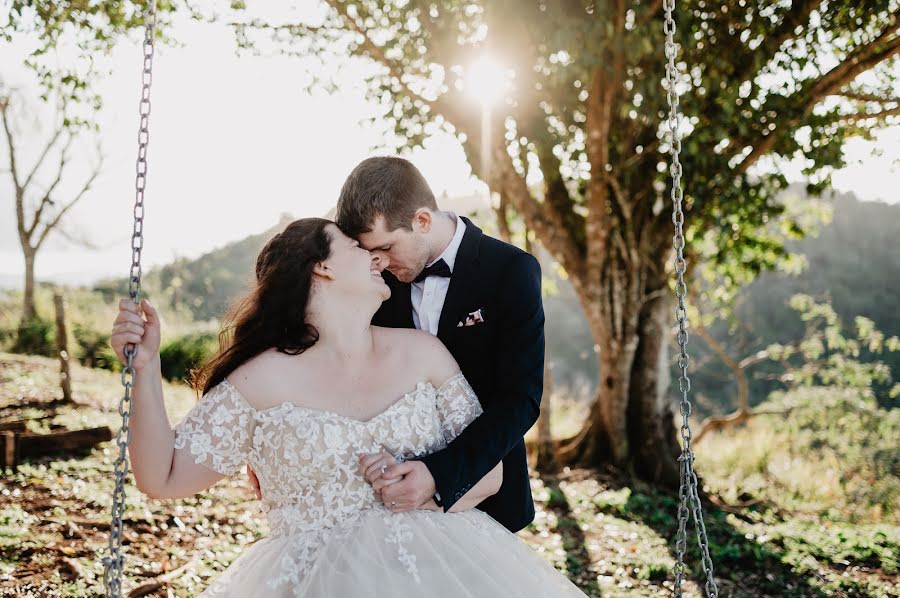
[662, 0, 719, 596]
[102, 2, 157, 595]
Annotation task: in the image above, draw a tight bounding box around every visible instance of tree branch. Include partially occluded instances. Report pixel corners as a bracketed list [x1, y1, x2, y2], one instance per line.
[535, 145, 585, 247]
[23, 116, 67, 191]
[693, 407, 793, 444]
[840, 104, 900, 124]
[323, 1, 428, 102]
[28, 134, 74, 238]
[638, 0, 664, 25]
[36, 156, 102, 250]
[490, 140, 585, 281]
[731, 0, 821, 84]
[585, 0, 626, 279]
[736, 22, 900, 175]
[1, 97, 26, 242]
[836, 91, 900, 104]
[805, 25, 900, 107]
[494, 191, 512, 244]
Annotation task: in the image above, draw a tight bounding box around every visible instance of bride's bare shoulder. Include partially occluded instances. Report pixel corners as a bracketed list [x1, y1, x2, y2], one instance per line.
[223, 349, 296, 408]
[372, 327, 459, 386]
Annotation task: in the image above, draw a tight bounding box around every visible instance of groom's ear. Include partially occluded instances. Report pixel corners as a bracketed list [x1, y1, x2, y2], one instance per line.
[412, 208, 433, 234]
[312, 262, 336, 281]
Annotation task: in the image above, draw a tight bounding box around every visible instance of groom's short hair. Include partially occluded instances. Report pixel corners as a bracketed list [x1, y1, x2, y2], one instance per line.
[336, 156, 438, 236]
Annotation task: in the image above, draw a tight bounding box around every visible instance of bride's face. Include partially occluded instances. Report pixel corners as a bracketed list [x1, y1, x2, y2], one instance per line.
[321, 225, 390, 301]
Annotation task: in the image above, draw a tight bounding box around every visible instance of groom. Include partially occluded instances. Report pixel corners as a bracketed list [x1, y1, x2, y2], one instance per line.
[335, 156, 545, 533]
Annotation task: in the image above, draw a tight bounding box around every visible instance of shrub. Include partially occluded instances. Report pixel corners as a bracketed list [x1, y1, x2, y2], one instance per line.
[11, 316, 55, 357]
[159, 332, 218, 382]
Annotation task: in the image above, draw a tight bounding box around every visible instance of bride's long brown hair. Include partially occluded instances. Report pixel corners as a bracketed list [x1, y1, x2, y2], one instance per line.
[190, 217, 333, 396]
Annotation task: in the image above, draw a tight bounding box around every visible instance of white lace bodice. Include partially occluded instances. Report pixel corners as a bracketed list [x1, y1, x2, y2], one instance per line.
[173, 372, 482, 590]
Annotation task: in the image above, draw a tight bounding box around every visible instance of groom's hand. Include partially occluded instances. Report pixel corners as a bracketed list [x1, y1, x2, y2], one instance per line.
[378, 461, 436, 513]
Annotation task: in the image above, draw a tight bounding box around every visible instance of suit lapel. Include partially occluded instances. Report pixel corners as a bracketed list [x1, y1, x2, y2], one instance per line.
[437, 218, 483, 338]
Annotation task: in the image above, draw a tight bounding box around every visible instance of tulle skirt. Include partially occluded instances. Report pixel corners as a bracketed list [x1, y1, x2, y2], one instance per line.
[198, 508, 587, 597]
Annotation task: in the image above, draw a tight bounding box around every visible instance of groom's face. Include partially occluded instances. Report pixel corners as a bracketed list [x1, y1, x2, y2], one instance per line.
[357, 216, 431, 284]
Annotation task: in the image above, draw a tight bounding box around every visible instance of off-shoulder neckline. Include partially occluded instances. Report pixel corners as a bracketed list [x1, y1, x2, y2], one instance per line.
[218, 371, 466, 425]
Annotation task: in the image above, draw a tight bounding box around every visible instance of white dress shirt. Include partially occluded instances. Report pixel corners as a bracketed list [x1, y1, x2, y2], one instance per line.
[411, 214, 466, 335]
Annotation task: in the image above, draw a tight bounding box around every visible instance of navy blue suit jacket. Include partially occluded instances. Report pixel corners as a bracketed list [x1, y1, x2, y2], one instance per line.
[373, 218, 545, 533]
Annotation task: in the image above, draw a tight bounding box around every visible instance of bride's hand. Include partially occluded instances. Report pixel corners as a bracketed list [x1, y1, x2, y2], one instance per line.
[358, 451, 403, 495]
[110, 298, 161, 371]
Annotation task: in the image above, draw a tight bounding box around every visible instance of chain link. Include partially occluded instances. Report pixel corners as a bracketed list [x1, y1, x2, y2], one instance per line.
[102, 2, 157, 595]
[662, 0, 719, 596]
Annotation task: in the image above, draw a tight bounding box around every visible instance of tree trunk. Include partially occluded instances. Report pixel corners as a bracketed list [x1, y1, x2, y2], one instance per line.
[534, 359, 558, 472]
[626, 284, 681, 486]
[559, 294, 641, 468]
[22, 249, 36, 323]
[560, 259, 682, 487]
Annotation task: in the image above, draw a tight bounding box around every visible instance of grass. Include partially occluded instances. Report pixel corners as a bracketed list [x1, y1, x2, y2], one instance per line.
[0, 352, 897, 597]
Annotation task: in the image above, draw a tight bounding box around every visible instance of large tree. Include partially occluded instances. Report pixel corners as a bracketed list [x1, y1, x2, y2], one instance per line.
[241, 0, 899, 485]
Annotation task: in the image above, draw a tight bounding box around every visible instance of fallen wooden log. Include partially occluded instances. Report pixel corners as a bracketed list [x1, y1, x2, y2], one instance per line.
[1, 426, 112, 471]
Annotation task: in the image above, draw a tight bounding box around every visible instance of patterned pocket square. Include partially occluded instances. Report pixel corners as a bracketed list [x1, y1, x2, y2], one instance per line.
[457, 308, 485, 327]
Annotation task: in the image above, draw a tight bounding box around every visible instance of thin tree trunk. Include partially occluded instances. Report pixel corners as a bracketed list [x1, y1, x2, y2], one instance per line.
[534, 359, 558, 472]
[22, 249, 36, 323]
[53, 292, 73, 403]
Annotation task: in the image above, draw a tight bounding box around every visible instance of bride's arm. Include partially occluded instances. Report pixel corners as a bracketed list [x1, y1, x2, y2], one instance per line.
[111, 299, 226, 499]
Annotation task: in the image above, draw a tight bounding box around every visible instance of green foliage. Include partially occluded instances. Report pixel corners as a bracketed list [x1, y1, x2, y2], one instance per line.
[767, 294, 900, 396]
[4, 1, 183, 119]
[159, 332, 218, 383]
[0, 284, 217, 375]
[72, 324, 120, 372]
[701, 387, 900, 523]
[10, 316, 55, 357]
[685, 191, 900, 414]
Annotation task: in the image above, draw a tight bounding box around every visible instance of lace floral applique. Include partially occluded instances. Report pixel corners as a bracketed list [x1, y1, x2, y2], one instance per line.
[173, 381, 255, 476]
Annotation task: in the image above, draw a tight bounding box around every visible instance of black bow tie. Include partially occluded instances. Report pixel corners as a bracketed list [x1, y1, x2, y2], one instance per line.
[413, 259, 452, 284]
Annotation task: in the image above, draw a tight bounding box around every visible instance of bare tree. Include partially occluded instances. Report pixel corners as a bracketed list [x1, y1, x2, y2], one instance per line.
[1, 89, 103, 324]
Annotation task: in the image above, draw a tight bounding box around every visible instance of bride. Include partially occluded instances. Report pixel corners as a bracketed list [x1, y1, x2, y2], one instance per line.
[110, 217, 587, 596]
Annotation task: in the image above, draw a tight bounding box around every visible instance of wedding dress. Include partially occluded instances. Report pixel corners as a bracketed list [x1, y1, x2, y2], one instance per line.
[173, 372, 587, 597]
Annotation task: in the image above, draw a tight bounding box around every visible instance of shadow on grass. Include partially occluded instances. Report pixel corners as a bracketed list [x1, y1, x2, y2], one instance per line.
[606, 483, 828, 598]
[544, 479, 603, 595]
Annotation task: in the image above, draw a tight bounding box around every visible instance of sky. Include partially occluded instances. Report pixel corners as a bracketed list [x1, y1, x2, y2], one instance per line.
[1, 8, 898, 289]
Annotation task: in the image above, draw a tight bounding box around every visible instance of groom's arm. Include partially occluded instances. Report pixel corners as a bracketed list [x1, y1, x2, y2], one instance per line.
[421, 252, 544, 512]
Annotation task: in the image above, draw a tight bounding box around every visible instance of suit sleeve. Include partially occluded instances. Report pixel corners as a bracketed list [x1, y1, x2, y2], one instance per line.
[419, 252, 544, 511]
